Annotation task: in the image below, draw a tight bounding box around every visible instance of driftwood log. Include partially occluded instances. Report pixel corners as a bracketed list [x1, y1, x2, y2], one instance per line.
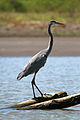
[9, 91, 67, 109]
[7, 91, 80, 110]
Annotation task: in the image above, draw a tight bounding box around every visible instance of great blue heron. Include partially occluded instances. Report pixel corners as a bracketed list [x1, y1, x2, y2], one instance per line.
[17, 20, 65, 98]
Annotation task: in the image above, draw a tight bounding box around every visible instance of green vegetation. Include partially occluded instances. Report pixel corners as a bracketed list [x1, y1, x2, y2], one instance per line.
[0, 0, 80, 24]
[0, 0, 80, 14]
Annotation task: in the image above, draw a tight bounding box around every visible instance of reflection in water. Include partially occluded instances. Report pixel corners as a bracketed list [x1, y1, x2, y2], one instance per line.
[0, 57, 80, 120]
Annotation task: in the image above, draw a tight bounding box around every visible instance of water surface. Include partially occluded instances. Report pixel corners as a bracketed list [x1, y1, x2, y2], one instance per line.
[0, 57, 80, 120]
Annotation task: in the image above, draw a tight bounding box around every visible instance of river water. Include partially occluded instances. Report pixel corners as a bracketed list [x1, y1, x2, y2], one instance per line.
[0, 57, 80, 120]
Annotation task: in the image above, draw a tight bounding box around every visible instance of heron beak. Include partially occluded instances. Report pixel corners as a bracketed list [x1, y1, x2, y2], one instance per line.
[58, 22, 66, 27]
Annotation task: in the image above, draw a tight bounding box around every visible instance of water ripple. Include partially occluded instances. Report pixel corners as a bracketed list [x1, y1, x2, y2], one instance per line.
[0, 57, 80, 120]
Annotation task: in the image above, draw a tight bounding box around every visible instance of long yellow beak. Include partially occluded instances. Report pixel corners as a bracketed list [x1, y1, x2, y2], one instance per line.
[58, 22, 66, 27]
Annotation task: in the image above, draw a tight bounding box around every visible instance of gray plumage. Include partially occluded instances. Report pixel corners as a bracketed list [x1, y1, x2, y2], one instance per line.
[17, 50, 47, 80]
[17, 20, 65, 98]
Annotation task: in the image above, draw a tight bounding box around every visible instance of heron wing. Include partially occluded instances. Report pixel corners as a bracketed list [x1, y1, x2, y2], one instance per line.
[22, 52, 47, 76]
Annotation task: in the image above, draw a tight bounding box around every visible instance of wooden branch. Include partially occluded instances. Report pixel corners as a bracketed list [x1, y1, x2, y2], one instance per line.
[16, 93, 80, 110]
[7, 91, 80, 110]
[8, 91, 67, 109]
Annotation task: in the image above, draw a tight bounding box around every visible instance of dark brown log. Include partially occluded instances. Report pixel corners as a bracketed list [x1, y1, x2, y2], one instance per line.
[9, 91, 67, 109]
[16, 93, 80, 110]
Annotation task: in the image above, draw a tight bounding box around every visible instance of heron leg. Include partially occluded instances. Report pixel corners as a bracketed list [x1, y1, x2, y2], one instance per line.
[34, 82, 43, 97]
[31, 72, 43, 98]
[31, 73, 36, 98]
[32, 72, 43, 97]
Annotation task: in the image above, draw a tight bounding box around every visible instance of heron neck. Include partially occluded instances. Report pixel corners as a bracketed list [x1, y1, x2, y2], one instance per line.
[46, 24, 53, 57]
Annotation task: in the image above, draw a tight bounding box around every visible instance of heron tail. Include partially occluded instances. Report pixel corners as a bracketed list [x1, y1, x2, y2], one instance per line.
[17, 72, 24, 80]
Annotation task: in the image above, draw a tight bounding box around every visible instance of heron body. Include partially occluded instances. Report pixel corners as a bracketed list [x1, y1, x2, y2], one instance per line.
[17, 21, 65, 98]
[17, 50, 47, 80]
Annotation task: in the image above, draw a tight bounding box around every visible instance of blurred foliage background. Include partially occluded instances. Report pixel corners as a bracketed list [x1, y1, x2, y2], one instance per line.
[0, 0, 80, 22]
[0, 0, 80, 14]
[0, 0, 80, 36]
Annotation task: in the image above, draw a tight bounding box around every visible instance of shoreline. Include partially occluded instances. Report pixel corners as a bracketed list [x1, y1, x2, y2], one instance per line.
[0, 22, 80, 37]
[0, 37, 80, 56]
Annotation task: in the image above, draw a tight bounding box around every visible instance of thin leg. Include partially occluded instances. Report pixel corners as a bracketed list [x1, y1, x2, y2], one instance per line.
[31, 72, 43, 98]
[31, 74, 36, 98]
[34, 82, 43, 96]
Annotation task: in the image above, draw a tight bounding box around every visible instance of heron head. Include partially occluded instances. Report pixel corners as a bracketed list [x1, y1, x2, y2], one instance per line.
[50, 20, 65, 27]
